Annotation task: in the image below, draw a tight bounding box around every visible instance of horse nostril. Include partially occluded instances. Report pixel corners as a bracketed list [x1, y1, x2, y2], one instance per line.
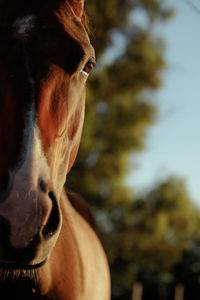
[0, 171, 12, 201]
[42, 191, 60, 239]
[0, 172, 9, 192]
[39, 179, 47, 193]
[0, 216, 10, 253]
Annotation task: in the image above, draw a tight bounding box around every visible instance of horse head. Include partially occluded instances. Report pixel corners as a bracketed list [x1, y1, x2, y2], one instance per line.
[0, 0, 95, 268]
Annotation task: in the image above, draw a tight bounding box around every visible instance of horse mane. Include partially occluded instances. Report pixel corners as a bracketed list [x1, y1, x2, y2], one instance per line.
[67, 191, 96, 229]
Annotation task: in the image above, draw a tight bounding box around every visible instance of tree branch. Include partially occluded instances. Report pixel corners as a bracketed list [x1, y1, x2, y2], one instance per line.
[183, 0, 200, 16]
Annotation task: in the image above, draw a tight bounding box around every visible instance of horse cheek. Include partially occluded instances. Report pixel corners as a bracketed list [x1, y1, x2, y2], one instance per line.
[67, 135, 81, 174]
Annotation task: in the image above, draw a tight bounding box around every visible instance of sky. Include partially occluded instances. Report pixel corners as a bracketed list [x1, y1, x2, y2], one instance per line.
[126, 0, 200, 207]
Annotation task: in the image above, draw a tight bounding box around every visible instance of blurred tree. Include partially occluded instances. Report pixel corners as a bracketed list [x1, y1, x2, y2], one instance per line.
[67, 0, 173, 210]
[108, 177, 200, 299]
[65, 1, 190, 299]
[172, 217, 200, 300]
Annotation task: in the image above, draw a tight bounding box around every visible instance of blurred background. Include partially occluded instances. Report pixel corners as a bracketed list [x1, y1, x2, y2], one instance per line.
[67, 0, 200, 299]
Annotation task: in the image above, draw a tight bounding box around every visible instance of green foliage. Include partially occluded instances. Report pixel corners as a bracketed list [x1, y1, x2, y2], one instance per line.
[107, 177, 200, 298]
[67, 0, 171, 209]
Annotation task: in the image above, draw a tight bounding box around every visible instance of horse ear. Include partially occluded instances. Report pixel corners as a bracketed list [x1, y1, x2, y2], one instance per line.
[67, 0, 84, 19]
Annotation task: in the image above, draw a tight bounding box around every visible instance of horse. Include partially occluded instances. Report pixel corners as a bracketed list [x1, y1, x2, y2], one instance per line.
[0, 0, 111, 299]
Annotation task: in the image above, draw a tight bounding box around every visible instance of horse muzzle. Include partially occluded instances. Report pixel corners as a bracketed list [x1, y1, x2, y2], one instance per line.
[0, 174, 61, 268]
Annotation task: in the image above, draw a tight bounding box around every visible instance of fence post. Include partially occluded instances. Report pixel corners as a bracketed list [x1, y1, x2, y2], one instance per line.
[132, 282, 143, 300]
[174, 284, 184, 300]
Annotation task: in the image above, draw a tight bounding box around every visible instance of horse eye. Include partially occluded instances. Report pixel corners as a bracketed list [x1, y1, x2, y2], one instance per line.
[82, 60, 96, 75]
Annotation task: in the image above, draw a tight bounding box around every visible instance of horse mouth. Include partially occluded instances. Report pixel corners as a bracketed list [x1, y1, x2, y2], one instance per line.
[0, 259, 46, 271]
[0, 259, 46, 284]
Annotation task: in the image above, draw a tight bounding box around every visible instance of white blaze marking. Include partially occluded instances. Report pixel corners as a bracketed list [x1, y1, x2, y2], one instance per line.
[13, 15, 36, 39]
[0, 106, 51, 249]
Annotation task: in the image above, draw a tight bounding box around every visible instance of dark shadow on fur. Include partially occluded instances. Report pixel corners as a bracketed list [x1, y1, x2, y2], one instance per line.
[67, 191, 96, 230]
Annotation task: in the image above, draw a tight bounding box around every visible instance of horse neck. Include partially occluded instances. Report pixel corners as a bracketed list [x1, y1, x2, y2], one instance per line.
[39, 189, 111, 300]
